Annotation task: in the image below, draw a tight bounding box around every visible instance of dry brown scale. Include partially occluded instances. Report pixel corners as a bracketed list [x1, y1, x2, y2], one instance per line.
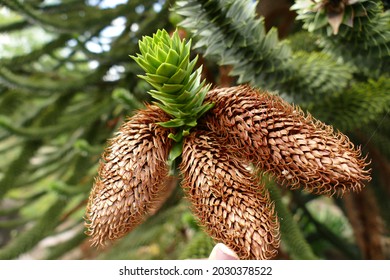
[85, 85, 371, 258]
[180, 130, 280, 260]
[203, 85, 371, 197]
[85, 105, 174, 246]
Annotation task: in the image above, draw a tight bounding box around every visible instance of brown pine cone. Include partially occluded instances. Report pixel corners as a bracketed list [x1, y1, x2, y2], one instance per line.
[203, 85, 371, 196]
[180, 130, 280, 260]
[85, 105, 174, 246]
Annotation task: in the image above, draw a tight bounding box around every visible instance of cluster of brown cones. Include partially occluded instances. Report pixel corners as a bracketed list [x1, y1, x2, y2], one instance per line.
[85, 85, 371, 259]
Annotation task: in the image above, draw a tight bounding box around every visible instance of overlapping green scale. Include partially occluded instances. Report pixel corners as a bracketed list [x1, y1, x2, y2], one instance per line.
[174, 0, 353, 98]
[131, 29, 214, 170]
[292, 0, 390, 76]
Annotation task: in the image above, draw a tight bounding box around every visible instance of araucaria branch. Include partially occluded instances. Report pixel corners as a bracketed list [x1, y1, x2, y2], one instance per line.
[85, 30, 371, 260]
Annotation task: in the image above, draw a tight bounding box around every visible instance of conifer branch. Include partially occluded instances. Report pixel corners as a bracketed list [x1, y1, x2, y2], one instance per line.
[266, 182, 318, 260]
[0, 35, 71, 66]
[288, 51, 352, 102]
[0, 93, 74, 197]
[46, 229, 86, 260]
[179, 231, 215, 259]
[0, 67, 83, 93]
[0, 19, 30, 33]
[292, 0, 390, 76]
[175, 0, 291, 90]
[360, 115, 390, 160]
[0, 141, 41, 198]
[174, 0, 353, 97]
[0, 197, 66, 259]
[309, 77, 390, 131]
[0, 98, 111, 139]
[13, 159, 72, 189]
[0, 0, 123, 33]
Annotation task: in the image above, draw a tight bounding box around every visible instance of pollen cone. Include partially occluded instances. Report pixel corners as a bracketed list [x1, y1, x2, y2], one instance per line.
[203, 85, 371, 196]
[85, 105, 174, 246]
[180, 130, 280, 260]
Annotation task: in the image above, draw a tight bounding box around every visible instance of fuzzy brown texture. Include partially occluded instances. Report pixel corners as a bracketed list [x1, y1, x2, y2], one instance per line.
[85, 105, 174, 246]
[202, 85, 371, 196]
[180, 130, 280, 260]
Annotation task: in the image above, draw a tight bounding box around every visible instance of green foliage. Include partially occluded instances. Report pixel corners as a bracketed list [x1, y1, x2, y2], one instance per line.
[266, 181, 318, 260]
[362, 114, 390, 160]
[174, 0, 353, 98]
[0, 0, 175, 260]
[292, 0, 390, 76]
[179, 231, 215, 259]
[286, 31, 321, 53]
[46, 230, 87, 260]
[309, 77, 390, 132]
[97, 198, 195, 260]
[288, 51, 352, 102]
[0, 197, 67, 259]
[176, 0, 291, 88]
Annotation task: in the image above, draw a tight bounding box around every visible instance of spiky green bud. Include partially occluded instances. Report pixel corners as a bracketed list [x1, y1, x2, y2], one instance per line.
[131, 29, 213, 133]
[131, 29, 214, 170]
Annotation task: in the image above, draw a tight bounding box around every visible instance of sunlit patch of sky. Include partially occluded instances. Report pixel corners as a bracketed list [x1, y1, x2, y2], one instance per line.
[87, 0, 128, 8]
[41, 0, 62, 5]
[130, 23, 139, 33]
[135, 5, 145, 14]
[0, 6, 12, 15]
[101, 16, 126, 38]
[103, 65, 126, 81]
[88, 60, 99, 69]
[153, 2, 163, 13]
[85, 15, 126, 54]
